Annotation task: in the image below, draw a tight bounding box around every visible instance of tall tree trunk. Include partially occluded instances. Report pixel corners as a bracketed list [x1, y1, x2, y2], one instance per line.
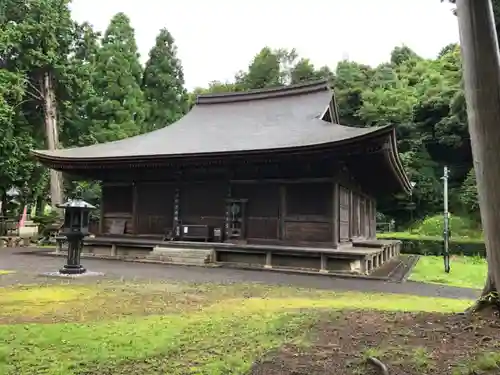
[0, 190, 6, 217]
[40, 71, 64, 208]
[457, 0, 500, 298]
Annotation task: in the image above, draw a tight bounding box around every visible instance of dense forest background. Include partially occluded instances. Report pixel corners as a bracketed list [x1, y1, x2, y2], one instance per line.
[0, 0, 494, 228]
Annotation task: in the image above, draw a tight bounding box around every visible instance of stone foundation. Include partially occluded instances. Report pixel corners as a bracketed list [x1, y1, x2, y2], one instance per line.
[72, 237, 402, 275]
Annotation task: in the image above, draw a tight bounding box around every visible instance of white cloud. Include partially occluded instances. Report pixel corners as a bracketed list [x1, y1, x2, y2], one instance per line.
[70, 0, 459, 90]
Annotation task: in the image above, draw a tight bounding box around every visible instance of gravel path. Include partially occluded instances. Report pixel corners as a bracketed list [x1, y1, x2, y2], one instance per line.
[0, 248, 480, 300]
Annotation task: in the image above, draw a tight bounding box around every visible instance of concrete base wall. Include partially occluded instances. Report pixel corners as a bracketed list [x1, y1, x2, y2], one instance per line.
[75, 238, 402, 275]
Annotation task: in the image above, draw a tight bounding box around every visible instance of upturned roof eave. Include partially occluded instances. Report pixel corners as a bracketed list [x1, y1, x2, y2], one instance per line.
[384, 129, 413, 194]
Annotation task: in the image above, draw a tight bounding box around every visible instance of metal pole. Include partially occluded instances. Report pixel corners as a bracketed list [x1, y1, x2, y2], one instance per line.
[443, 166, 451, 273]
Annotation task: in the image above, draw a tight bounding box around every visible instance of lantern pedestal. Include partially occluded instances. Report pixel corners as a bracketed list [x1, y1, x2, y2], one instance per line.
[59, 232, 86, 275]
[40, 190, 103, 279]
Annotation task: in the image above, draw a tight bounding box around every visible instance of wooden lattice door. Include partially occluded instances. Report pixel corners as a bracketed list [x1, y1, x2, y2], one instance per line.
[339, 186, 350, 242]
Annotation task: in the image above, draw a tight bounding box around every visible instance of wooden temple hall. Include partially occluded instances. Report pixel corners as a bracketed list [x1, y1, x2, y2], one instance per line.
[33, 80, 412, 275]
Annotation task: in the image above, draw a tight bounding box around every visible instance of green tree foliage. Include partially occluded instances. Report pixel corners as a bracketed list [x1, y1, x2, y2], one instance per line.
[235, 47, 332, 90]
[91, 12, 146, 143]
[460, 168, 479, 215]
[290, 58, 334, 84]
[59, 22, 101, 147]
[0, 70, 33, 195]
[390, 45, 421, 66]
[235, 47, 288, 89]
[333, 60, 373, 126]
[142, 28, 188, 132]
[0, 0, 79, 207]
[0, 7, 193, 212]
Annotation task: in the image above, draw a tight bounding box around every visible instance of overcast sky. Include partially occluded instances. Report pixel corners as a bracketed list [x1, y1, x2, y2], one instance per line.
[70, 0, 459, 91]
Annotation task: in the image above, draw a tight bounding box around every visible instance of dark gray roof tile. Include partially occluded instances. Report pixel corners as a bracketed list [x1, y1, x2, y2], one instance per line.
[33, 80, 388, 161]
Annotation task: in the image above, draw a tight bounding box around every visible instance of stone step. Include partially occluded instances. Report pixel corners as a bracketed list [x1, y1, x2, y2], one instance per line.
[147, 255, 209, 265]
[150, 254, 210, 261]
[152, 251, 212, 259]
[160, 250, 212, 256]
[149, 246, 213, 265]
[153, 246, 212, 254]
[149, 250, 209, 257]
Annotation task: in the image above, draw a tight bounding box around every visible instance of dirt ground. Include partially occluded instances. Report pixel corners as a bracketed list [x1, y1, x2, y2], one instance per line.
[250, 309, 500, 375]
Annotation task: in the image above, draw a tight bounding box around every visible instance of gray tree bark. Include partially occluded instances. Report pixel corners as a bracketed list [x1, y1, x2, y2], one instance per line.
[41, 71, 64, 208]
[456, 0, 500, 297]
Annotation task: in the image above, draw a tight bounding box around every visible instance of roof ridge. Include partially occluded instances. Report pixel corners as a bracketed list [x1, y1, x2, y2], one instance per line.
[196, 79, 330, 105]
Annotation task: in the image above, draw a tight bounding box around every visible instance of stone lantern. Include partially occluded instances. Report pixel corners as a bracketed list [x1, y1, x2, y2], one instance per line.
[56, 189, 95, 275]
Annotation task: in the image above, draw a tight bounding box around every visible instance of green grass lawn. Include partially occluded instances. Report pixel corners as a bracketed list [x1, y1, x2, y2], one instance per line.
[410, 255, 487, 289]
[0, 281, 471, 375]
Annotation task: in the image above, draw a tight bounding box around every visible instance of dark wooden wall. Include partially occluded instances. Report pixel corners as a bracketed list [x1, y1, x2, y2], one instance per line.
[232, 183, 280, 240]
[101, 183, 134, 234]
[100, 169, 377, 244]
[180, 181, 227, 229]
[136, 183, 174, 235]
[283, 182, 332, 244]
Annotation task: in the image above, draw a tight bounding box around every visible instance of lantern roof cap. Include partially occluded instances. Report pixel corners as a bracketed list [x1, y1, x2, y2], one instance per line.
[57, 198, 95, 209]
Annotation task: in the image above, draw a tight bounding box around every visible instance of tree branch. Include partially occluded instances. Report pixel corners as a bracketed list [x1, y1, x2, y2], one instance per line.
[22, 78, 43, 101]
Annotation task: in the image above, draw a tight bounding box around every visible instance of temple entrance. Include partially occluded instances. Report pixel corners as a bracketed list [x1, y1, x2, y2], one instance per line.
[225, 199, 247, 241]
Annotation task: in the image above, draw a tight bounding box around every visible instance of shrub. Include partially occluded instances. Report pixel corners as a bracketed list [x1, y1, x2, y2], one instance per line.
[377, 232, 486, 257]
[413, 214, 482, 239]
[32, 211, 61, 235]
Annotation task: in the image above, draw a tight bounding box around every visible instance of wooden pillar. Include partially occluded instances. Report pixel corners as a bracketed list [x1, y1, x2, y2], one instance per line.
[332, 182, 339, 248]
[371, 200, 374, 238]
[224, 184, 231, 240]
[372, 199, 377, 238]
[279, 185, 286, 240]
[360, 197, 366, 238]
[173, 186, 180, 238]
[99, 184, 105, 235]
[367, 199, 372, 239]
[132, 182, 138, 234]
[348, 190, 353, 239]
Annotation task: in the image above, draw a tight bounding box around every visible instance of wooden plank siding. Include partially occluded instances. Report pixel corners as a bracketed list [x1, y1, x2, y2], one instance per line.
[101, 183, 134, 234]
[231, 183, 280, 241]
[135, 183, 175, 235]
[283, 182, 332, 243]
[99, 168, 378, 244]
[179, 181, 227, 230]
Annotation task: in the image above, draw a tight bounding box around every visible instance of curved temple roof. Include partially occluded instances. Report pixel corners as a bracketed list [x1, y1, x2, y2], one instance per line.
[32, 80, 412, 193]
[34, 80, 383, 159]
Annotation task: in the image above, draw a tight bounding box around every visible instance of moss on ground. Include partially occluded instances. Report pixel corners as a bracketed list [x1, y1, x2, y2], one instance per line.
[0, 281, 472, 375]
